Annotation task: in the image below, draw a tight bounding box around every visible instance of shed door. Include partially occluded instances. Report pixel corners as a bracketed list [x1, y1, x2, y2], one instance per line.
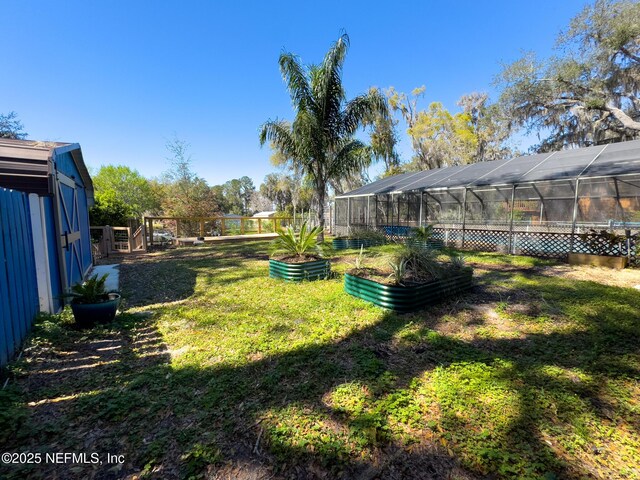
[56, 173, 84, 290]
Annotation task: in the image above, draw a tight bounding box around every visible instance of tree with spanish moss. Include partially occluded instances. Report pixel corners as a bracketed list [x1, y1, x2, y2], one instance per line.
[366, 87, 401, 177]
[259, 34, 388, 241]
[497, 0, 640, 151]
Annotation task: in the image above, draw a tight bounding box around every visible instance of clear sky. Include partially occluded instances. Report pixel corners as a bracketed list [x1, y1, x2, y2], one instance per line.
[1, 0, 591, 187]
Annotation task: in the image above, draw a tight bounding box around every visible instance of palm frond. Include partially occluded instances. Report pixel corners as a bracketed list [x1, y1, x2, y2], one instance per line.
[343, 89, 389, 136]
[279, 53, 312, 110]
[315, 34, 349, 133]
[328, 139, 372, 178]
[259, 120, 297, 156]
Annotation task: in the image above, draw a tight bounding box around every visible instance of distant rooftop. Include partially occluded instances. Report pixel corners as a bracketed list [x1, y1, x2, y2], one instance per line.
[252, 211, 277, 218]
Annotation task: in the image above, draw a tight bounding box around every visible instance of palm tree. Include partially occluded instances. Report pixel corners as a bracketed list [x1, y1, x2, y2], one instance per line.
[259, 34, 388, 242]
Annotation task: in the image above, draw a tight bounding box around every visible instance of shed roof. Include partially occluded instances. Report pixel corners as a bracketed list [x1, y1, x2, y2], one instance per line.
[337, 139, 640, 198]
[0, 139, 93, 200]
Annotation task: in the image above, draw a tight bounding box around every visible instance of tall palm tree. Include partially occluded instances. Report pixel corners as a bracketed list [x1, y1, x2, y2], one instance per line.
[259, 34, 388, 242]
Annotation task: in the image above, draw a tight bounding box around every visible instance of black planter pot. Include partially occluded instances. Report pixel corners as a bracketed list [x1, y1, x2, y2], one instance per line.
[344, 269, 472, 313]
[71, 293, 121, 328]
[269, 259, 330, 281]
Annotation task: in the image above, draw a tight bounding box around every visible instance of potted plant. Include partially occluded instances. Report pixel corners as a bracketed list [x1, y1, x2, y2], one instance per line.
[406, 225, 443, 250]
[332, 227, 387, 250]
[269, 221, 330, 281]
[569, 229, 628, 269]
[65, 273, 121, 327]
[344, 245, 472, 313]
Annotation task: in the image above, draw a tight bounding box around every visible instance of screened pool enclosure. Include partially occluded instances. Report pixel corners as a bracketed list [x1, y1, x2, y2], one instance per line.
[334, 140, 640, 261]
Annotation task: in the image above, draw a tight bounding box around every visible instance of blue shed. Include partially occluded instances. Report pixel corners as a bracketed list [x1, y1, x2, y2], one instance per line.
[0, 139, 94, 316]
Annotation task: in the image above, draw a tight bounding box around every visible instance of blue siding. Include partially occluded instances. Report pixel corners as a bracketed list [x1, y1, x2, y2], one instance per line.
[53, 151, 92, 279]
[55, 152, 84, 187]
[0, 188, 39, 366]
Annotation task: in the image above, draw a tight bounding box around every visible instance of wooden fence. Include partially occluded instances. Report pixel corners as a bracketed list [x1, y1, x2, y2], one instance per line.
[0, 188, 39, 367]
[144, 216, 301, 246]
[90, 225, 147, 259]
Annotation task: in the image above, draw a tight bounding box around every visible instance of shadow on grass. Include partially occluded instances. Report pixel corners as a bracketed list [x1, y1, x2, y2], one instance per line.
[118, 246, 269, 308]
[1, 247, 639, 479]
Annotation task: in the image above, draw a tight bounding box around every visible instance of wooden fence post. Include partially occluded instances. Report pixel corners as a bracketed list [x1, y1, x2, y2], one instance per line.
[148, 218, 154, 247]
[141, 224, 148, 251]
[127, 227, 134, 253]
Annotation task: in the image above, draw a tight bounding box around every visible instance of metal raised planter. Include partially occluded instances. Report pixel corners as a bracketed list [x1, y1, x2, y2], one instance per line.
[269, 258, 331, 281]
[406, 238, 445, 250]
[344, 269, 473, 313]
[332, 238, 384, 250]
[332, 238, 351, 250]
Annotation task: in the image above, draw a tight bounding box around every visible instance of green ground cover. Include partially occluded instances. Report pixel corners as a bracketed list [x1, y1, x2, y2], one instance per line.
[1, 241, 638, 479]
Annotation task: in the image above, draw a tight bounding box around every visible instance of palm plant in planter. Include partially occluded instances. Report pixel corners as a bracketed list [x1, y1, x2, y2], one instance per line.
[344, 245, 472, 312]
[65, 273, 121, 327]
[269, 221, 330, 281]
[407, 225, 443, 250]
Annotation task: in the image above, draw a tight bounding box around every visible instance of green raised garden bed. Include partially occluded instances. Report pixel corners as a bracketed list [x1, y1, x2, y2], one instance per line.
[332, 238, 384, 250]
[269, 258, 331, 281]
[344, 269, 472, 313]
[406, 238, 444, 250]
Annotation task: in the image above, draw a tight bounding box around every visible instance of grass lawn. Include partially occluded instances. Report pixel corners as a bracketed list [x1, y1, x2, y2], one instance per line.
[1, 241, 639, 479]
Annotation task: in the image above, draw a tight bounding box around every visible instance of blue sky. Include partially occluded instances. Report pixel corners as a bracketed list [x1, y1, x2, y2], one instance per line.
[1, 0, 591, 187]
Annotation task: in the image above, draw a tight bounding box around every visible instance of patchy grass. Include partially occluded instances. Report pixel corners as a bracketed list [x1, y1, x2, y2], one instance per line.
[1, 241, 639, 479]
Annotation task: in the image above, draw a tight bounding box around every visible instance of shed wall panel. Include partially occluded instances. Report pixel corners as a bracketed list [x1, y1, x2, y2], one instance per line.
[0, 188, 39, 366]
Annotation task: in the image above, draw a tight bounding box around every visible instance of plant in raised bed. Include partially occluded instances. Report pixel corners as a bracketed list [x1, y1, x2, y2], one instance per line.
[569, 229, 628, 268]
[349, 245, 367, 271]
[64, 273, 121, 328]
[344, 245, 472, 312]
[387, 258, 408, 285]
[269, 221, 330, 281]
[407, 224, 443, 250]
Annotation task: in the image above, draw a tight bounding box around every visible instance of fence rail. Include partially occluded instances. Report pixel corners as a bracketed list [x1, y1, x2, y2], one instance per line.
[0, 188, 39, 367]
[144, 216, 315, 246]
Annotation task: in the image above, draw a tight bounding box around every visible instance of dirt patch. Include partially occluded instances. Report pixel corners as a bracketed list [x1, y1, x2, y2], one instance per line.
[538, 262, 640, 289]
[465, 257, 640, 290]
